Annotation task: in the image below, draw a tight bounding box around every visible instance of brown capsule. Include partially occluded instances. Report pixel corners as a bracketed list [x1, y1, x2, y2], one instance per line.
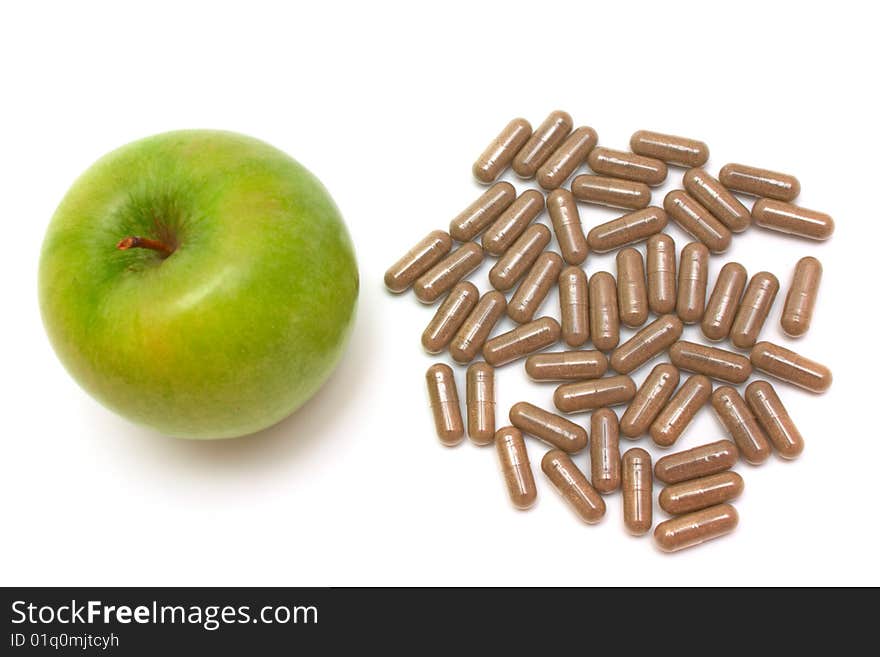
[701, 262, 747, 341]
[620, 363, 680, 439]
[509, 401, 588, 453]
[495, 426, 537, 510]
[719, 163, 800, 201]
[587, 147, 668, 186]
[450, 290, 507, 364]
[483, 317, 561, 367]
[711, 386, 772, 465]
[730, 271, 779, 349]
[647, 233, 676, 314]
[587, 207, 668, 253]
[589, 272, 620, 351]
[525, 350, 608, 381]
[609, 314, 683, 375]
[750, 341, 832, 393]
[590, 408, 621, 494]
[426, 363, 464, 447]
[384, 230, 453, 293]
[541, 449, 606, 523]
[664, 190, 731, 254]
[547, 189, 589, 265]
[508, 252, 563, 323]
[669, 340, 752, 384]
[512, 110, 573, 179]
[472, 117, 533, 184]
[622, 448, 653, 535]
[745, 380, 805, 459]
[537, 126, 599, 190]
[413, 242, 484, 304]
[489, 223, 551, 291]
[482, 189, 545, 257]
[781, 256, 822, 338]
[654, 503, 738, 552]
[659, 472, 744, 515]
[449, 182, 517, 242]
[676, 242, 709, 324]
[752, 199, 834, 241]
[559, 266, 589, 347]
[553, 375, 636, 414]
[630, 130, 709, 168]
[616, 248, 648, 328]
[421, 281, 480, 354]
[650, 374, 712, 448]
[570, 174, 652, 210]
[683, 168, 751, 233]
[654, 439, 740, 484]
[466, 362, 495, 446]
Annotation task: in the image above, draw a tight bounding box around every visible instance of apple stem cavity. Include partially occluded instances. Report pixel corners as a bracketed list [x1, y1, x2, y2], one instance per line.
[116, 235, 175, 257]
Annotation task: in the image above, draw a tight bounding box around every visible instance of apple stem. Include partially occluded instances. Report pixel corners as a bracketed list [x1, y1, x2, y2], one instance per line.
[116, 236, 175, 257]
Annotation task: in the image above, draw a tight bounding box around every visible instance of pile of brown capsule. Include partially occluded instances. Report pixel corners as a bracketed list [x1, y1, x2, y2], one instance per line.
[385, 111, 833, 553]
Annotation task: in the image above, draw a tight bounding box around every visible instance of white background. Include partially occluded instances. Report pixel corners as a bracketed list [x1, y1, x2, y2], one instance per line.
[2, 1, 878, 586]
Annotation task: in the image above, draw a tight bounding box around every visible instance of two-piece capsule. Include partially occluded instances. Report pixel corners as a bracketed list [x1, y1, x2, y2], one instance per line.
[591, 409, 621, 494]
[659, 472, 744, 515]
[385, 230, 453, 293]
[664, 190, 731, 253]
[701, 262, 747, 341]
[559, 266, 589, 347]
[669, 341, 752, 384]
[414, 242, 484, 303]
[547, 189, 588, 265]
[508, 251, 563, 323]
[421, 281, 480, 353]
[509, 401, 588, 453]
[426, 363, 464, 447]
[495, 426, 537, 509]
[730, 272, 779, 349]
[512, 110, 573, 179]
[589, 272, 620, 351]
[616, 248, 648, 328]
[450, 291, 507, 363]
[752, 200, 834, 241]
[571, 174, 652, 210]
[781, 256, 822, 337]
[719, 163, 800, 201]
[472, 118, 532, 184]
[449, 182, 517, 242]
[482, 189, 545, 256]
[489, 223, 551, 291]
[650, 374, 712, 447]
[750, 342, 832, 393]
[630, 130, 709, 167]
[466, 362, 495, 446]
[745, 380, 805, 459]
[609, 314, 683, 374]
[620, 363, 680, 439]
[711, 386, 771, 465]
[483, 317, 561, 367]
[586, 207, 668, 253]
[647, 234, 676, 314]
[537, 126, 598, 190]
[654, 504, 739, 552]
[541, 449, 606, 523]
[622, 448, 653, 535]
[683, 168, 751, 233]
[676, 242, 708, 324]
[554, 375, 636, 413]
[587, 147, 668, 186]
[525, 350, 608, 381]
[654, 440, 740, 484]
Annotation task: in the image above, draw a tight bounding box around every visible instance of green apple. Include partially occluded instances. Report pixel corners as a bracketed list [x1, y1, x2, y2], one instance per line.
[38, 130, 358, 439]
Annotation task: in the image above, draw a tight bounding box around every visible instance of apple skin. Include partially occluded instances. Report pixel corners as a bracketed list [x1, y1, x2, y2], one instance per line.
[38, 130, 358, 439]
